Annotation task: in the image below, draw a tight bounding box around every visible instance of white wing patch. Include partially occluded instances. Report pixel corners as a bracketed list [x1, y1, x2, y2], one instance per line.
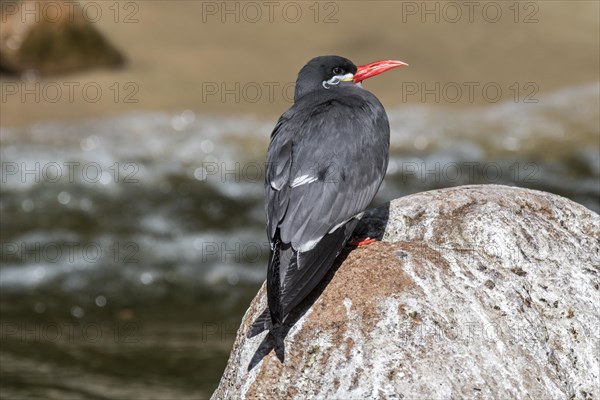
[291, 174, 318, 188]
[298, 237, 320, 253]
[328, 219, 349, 234]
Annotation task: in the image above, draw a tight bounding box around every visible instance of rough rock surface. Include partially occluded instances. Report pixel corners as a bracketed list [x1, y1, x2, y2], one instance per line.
[212, 185, 600, 400]
[0, 1, 124, 75]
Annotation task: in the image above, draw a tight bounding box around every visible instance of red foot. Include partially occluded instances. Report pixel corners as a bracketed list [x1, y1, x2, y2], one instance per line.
[348, 237, 377, 247]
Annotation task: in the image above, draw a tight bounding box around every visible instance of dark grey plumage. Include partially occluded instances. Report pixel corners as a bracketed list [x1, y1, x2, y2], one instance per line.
[263, 56, 390, 328]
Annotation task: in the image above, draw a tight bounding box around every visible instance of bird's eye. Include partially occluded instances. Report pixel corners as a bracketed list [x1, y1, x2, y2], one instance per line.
[332, 67, 343, 75]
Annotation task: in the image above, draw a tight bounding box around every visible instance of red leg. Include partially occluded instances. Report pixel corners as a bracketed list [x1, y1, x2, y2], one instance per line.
[348, 237, 377, 247]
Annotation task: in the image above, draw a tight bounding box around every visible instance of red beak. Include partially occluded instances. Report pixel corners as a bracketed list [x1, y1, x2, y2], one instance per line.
[353, 59, 408, 83]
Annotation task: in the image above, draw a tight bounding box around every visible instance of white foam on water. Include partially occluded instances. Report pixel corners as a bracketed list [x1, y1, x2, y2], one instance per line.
[1, 83, 598, 296]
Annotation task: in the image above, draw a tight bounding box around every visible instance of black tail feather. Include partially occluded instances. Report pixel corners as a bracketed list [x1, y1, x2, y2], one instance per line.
[266, 233, 283, 326]
[271, 322, 285, 362]
[279, 219, 358, 317]
[246, 219, 359, 364]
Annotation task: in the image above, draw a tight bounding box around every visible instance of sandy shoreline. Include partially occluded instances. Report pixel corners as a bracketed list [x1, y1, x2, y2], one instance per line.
[1, 0, 598, 127]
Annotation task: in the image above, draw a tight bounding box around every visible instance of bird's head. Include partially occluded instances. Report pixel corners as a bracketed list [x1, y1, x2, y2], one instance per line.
[294, 55, 407, 102]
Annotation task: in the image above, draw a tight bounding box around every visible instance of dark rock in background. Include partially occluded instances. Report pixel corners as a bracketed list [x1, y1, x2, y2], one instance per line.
[0, 0, 124, 76]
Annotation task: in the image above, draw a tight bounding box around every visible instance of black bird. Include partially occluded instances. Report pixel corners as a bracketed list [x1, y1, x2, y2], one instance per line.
[251, 55, 406, 357]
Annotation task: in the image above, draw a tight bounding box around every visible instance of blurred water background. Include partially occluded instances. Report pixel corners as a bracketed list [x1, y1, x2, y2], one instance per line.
[1, 1, 598, 399]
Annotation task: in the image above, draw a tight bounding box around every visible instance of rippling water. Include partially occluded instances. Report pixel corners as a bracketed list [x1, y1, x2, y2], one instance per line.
[1, 83, 598, 398]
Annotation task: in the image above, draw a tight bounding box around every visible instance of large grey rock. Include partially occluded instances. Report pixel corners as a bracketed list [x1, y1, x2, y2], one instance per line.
[212, 185, 600, 399]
